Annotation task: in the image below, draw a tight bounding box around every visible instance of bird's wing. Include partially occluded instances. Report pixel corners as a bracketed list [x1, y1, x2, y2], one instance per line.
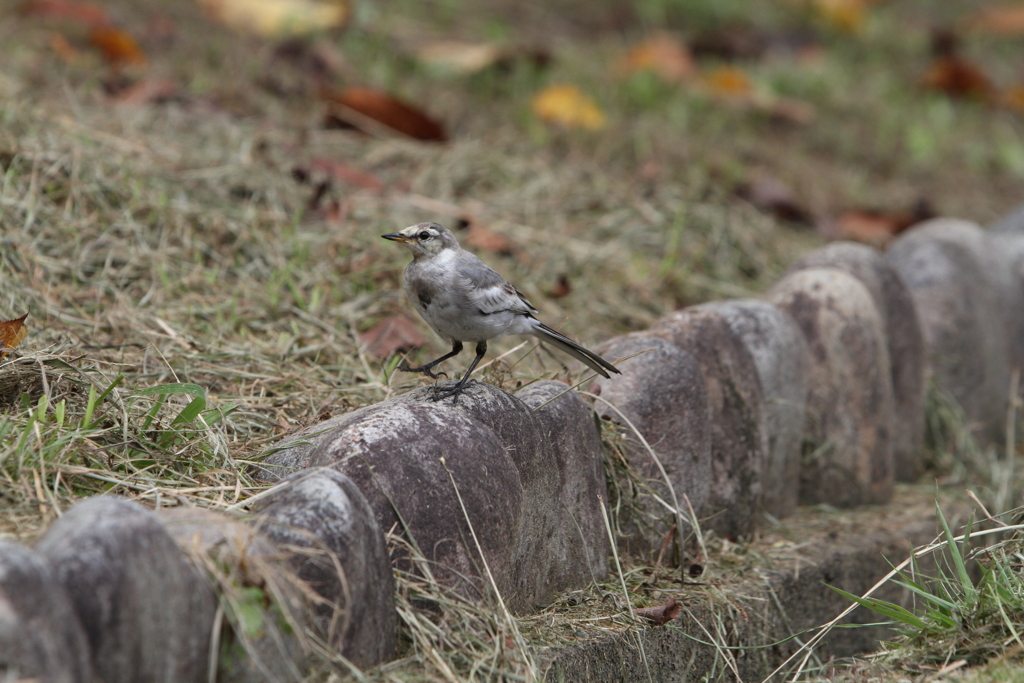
[457, 254, 538, 316]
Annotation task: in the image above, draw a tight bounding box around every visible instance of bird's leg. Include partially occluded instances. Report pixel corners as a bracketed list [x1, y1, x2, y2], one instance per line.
[398, 341, 462, 380]
[431, 341, 486, 402]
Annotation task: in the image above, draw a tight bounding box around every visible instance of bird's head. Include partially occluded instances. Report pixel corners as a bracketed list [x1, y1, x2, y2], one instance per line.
[381, 222, 459, 259]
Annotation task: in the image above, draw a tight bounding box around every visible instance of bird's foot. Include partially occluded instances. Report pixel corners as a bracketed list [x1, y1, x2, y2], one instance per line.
[398, 362, 448, 380]
[429, 379, 472, 403]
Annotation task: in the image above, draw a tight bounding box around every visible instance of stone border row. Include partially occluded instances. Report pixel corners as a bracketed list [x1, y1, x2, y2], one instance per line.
[3, 216, 1023, 681]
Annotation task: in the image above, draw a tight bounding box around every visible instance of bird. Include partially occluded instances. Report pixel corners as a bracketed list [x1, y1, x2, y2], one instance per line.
[382, 222, 620, 401]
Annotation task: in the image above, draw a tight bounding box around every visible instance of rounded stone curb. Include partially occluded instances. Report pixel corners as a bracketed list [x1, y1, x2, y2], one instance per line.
[0, 540, 92, 683]
[591, 332, 712, 558]
[160, 507, 306, 683]
[767, 268, 895, 507]
[790, 241, 927, 481]
[252, 468, 397, 668]
[989, 231, 1024, 375]
[34, 496, 219, 683]
[712, 299, 809, 519]
[261, 384, 526, 609]
[260, 380, 609, 614]
[510, 380, 609, 609]
[885, 218, 1013, 443]
[649, 307, 766, 539]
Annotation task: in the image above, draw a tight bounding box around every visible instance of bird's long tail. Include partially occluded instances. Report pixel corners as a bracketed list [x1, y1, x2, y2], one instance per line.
[532, 323, 621, 378]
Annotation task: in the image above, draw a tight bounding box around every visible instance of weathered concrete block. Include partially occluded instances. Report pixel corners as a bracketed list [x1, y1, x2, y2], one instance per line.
[591, 333, 712, 557]
[260, 381, 605, 614]
[161, 507, 306, 683]
[648, 307, 766, 539]
[34, 496, 219, 683]
[886, 219, 1013, 443]
[713, 299, 809, 519]
[514, 381, 609, 605]
[0, 540, 91, 683]
[252, 468, 397, 668]
[767, 268, 895, 507]
[791, 241, 927, 481]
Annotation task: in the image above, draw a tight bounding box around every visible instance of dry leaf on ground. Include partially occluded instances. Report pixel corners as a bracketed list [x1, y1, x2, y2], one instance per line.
[635, 597, 680, 626]
[0, 314, 30, 359]
[458, 220, 514, 256]
[532, 84, 606, 131]
[812, 0, 872, 33]
[196, 0, 349, 37]
[620, 33, 695, 83]
[825, 200, 934, 247]
[324, 86, 447, 142]
[89, 27, 147, 66]
[736, 177, 813, 225]
[358, 315, 427, 359]
[924, 31, 995, 101]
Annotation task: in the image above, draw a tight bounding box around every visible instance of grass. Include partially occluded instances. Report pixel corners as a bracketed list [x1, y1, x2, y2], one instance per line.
[2, 0, 1024, 679]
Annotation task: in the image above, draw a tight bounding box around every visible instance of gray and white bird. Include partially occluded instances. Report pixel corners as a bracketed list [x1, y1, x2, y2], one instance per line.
[382, 222, 620, 400]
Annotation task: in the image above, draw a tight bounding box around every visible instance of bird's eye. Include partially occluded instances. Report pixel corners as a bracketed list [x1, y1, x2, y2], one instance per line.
[418, 231, 431, 240]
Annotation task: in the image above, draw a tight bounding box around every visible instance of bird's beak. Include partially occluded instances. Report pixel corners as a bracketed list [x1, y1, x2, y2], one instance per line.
[381, 233, 412, 243]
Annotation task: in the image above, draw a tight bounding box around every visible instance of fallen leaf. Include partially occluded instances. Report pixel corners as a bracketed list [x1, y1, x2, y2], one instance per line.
[620, 32, 695, 83]
[546, 274, 572, 299]
[831, 200, 934, 247]
[812, 0, 870, 33]
[306, 158, 386, 193]
[970, 4, 1024, 36]
[736, 177, 813, 225]
[196, 0, 349, 37]
[702, 65, 752, 97]
[417, 41, 551, 76]
[460, 220, 514, 256]
[89, 26, 147, 66]
[324, 87, 447, 142]
[635, 597, 680, 626]
[358, 315, 427, 359]
[0, 314, 29, 359]
[19, 0, 110, 27]
[417, 41, 503, 75]
[532, 84, 606, 131]
[924, 30, 995, 101]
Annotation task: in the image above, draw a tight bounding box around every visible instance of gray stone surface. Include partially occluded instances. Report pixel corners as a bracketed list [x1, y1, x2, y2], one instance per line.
[791, 242, 927, 481]
[0, 540, 91, 683]
[886, 219, 1013, 443]
[649, 308, 766, 539]
[161, 507, 306, 683]
[767, 268, 895, 507]
[989, 231, 1024, 376]
[34, 496, 218, 683]
[591, 333, 712, 558]
[252, 468, 397, 668]
[260, 381, 607, 614]
[991, 201, 1024, 234]
[514, 381, 609, 605]
[713, 299, 809, 519]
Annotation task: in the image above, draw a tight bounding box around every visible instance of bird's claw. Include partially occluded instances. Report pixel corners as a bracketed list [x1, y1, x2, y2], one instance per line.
[398, 363, 447, 380]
